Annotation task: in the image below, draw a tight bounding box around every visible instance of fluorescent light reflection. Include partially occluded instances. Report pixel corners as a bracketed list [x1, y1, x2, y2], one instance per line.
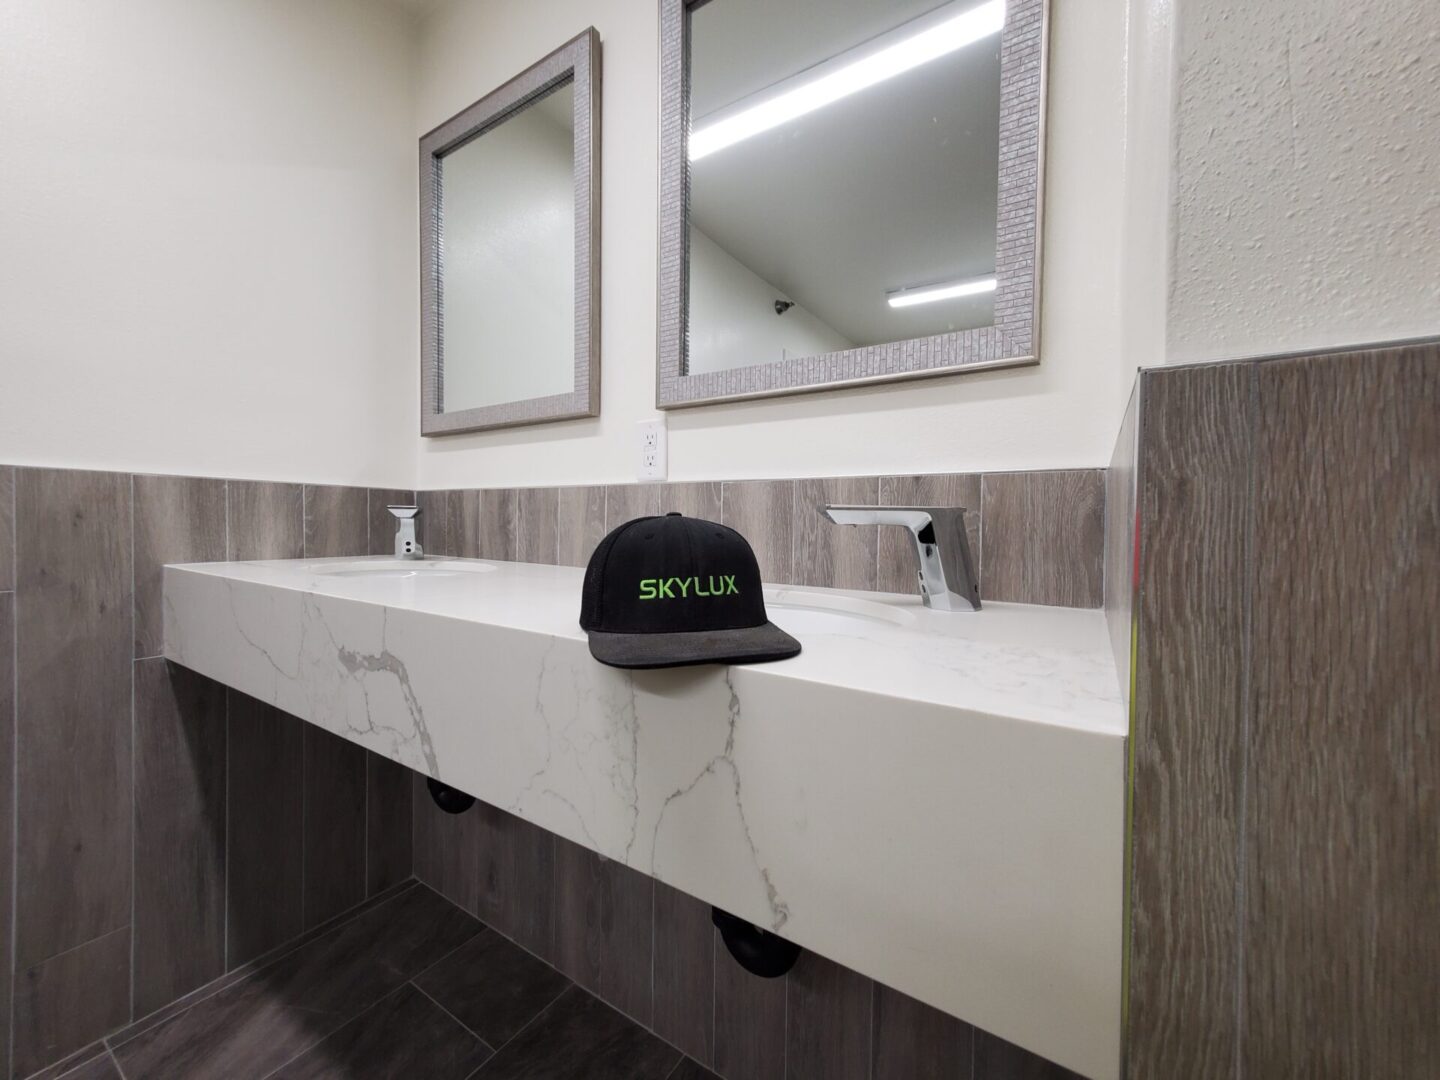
[689, 0, 1005, 161]
[887, 276, 997, 308]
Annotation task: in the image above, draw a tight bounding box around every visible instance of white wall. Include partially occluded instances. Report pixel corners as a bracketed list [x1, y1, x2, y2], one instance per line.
[416, 0, 1139, 489]
[1167, 0, 1440, 363]
[0, 0, 418, 487]
[687, 226, 853, 376]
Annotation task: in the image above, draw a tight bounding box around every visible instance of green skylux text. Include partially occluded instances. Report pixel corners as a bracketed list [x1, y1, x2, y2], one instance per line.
[637, 575, 739, 600]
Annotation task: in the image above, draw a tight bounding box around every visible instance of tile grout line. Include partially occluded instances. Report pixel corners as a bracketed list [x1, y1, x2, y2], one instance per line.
[8, 466, 17, 1080]
[128, 472, 137, 1026]
[222, 480, 231, 975]
[408, 979, 497, 1056]
[1233, 363, 1259, 1080]
[108, 880, 423, 1057]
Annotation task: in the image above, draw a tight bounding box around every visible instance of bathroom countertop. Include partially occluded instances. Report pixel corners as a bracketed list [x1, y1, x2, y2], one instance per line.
[164, 556, 1126, 1080]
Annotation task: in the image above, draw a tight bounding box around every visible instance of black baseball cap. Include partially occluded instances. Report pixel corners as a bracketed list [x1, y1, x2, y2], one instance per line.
[579, 513, 801, 669]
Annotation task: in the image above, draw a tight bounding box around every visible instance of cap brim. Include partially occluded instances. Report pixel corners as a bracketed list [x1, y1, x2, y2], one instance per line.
[585, 621, 801, 670]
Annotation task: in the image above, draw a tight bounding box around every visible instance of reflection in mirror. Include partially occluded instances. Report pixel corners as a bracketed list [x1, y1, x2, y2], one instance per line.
[420, 29, 598, 435]
[440, 80, 576, 412]
[685, 0, 1003, 376]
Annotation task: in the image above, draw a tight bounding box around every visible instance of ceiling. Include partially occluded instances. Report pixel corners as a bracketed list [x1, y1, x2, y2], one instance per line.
[688, 0, 1002, 346]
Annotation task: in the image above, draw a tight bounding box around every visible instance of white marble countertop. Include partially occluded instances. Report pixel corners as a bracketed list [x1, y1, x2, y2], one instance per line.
[164, 556, 1126, 1079]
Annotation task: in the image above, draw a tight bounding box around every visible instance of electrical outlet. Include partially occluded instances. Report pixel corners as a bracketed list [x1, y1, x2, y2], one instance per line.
[637, 417, 667, 480]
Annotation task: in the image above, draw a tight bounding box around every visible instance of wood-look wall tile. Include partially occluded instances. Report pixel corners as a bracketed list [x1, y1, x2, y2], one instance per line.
[15, 927, 129, 1077]
[0, 464, 14, 590]
[516, 487, 560, 564]
[713, 945, 785, 1080]
[973, 1029, 1083, 1079]
[302, 725, 367, 928]
[653, 882, 714, 1067]
[366, 751, 413, 896]
[133, 474, 226, 659]
[411, 772, 486, 917]
[450, 490, 483, 559]
[472, 802, 556, 960]
[980, 470, 1104, 607]
[660, 482, 723, 522]
[786, 952, 872, 1080]
[557, 486, 608, 567]
[1129, 364, 1251, 1079]
[416, 490, 452, 557]
[14, 927, 131, 1077]
[872, 984, 972, 1080]
[1243, 347, 1439, 1077]
[720, 480, 794, 584]
[793, 477, 879, 590]
[367, 488, 415, 557]
[877, 473, 982, 595]
[553, 838, 655, 1026]
[1103, 383, 1140, 704]
[303, 485, 368, 558]
[226, 691, 305, 967]
[227, 481, 303, 561]
[480, 489, 518, 561]
[0, 592, 12, 1066]
[133, 659, 227, 1017]
[414, 788, 555, 959]
[605, 484, 662, 530]
[14, 468, 133, 966]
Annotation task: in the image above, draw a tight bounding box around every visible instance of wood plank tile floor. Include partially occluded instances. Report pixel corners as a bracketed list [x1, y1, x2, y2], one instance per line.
[49, 882, 714, 1080]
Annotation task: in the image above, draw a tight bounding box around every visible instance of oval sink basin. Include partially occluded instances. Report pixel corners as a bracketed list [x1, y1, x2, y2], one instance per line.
[309, 559, 497, 580]
[764, 587, 916, 632]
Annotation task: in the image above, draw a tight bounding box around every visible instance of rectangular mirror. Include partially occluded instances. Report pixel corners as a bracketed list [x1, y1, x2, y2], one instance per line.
[657, 0, 1047, 407]
[421, 29, 599, 435]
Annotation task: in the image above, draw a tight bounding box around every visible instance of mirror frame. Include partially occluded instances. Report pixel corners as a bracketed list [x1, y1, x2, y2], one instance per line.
[656, 0, 1048, 408]
[420, 28, 601, 436]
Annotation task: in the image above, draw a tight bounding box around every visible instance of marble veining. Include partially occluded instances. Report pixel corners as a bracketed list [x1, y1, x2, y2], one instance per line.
[164, 556, 1126, 1080]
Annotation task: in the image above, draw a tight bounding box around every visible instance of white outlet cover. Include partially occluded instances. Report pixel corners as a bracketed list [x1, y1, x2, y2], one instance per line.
[637, 418, 667, 480]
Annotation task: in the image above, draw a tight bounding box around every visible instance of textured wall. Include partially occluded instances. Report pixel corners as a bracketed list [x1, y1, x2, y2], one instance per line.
[1168, 0, 1440, 362]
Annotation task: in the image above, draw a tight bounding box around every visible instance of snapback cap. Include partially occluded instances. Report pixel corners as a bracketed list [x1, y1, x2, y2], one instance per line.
[580, 513, 801, 669]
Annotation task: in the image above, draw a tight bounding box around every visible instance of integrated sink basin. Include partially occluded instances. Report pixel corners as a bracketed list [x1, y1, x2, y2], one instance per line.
[309, 557, 498, 579]
[162, 554, 1127, 1079]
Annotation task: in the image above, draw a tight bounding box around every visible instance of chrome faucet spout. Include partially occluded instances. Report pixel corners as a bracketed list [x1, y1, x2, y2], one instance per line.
[820, 504, 980, 611]
[387, 506, 424, 560]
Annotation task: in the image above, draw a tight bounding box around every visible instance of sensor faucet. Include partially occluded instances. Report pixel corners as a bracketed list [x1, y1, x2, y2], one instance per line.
[820, 505, 980, 611]
[386, 505, 424, 560]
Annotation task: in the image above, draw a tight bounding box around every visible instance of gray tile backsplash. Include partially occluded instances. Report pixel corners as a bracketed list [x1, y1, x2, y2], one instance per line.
[303, 484, 368, 558]
[227, 480, 303, 561]
[133, 474, 226, 659]
[981, 469, 1105, 607]
[720, 479, 796, 584]
[793, 475, 879, 591]
[429, 469, 1104, 608]
[0, 465, 14, 592]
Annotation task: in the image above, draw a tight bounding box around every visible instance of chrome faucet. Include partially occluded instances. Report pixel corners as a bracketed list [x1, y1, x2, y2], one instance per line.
[820, 505, 980, 611]
[386, 506, 424, 560]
